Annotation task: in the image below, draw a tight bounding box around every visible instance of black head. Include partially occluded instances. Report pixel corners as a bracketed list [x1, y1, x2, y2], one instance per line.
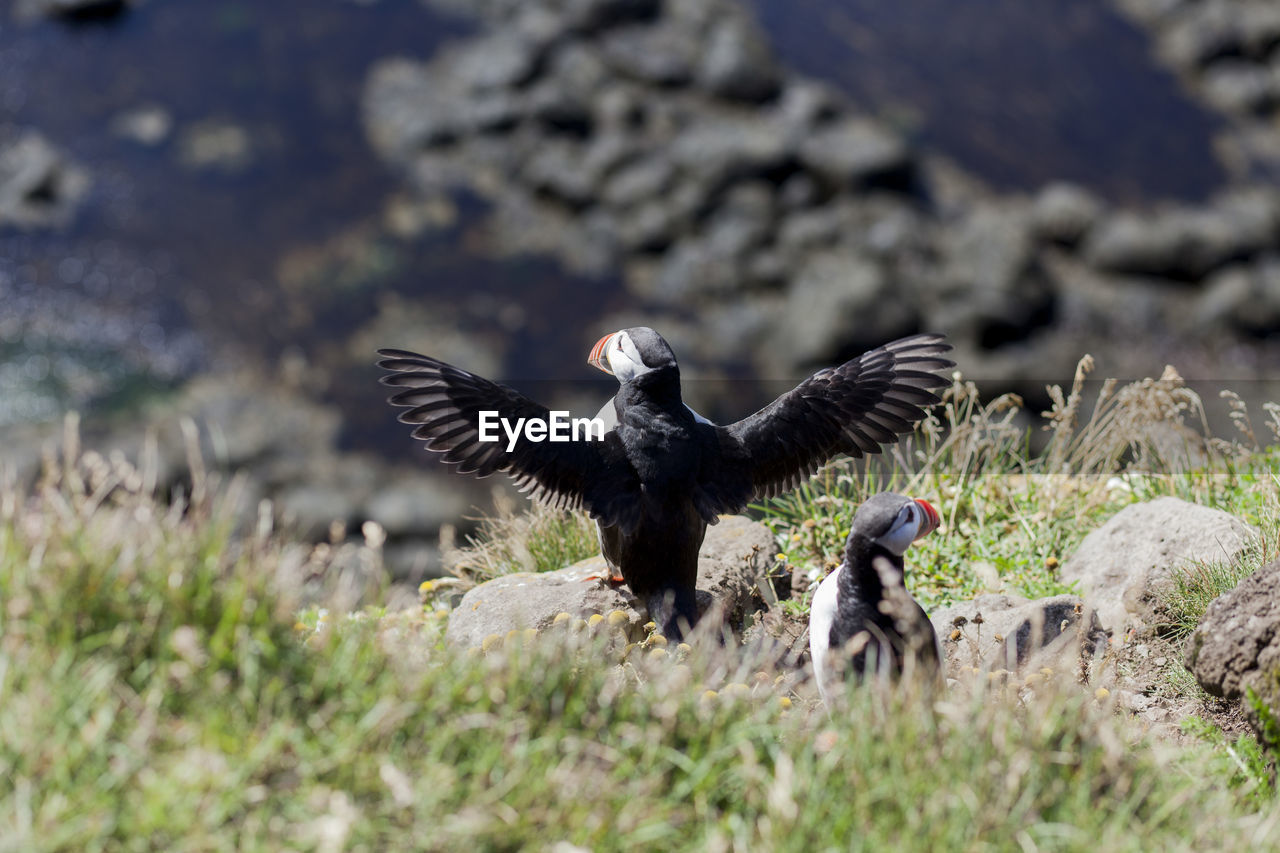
[587, 326, 678, 382]
[849, 492, 940, 557]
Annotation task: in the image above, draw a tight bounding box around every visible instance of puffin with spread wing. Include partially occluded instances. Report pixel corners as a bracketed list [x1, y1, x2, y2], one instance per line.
[378, 327, 952, 637]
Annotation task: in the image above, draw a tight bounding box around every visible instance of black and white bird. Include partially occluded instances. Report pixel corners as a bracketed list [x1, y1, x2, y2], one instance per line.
[809, 492, 943, 701]
[378, 328, 951, 637]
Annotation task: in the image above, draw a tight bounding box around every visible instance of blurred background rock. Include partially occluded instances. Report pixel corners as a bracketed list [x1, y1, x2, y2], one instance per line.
[2, 0, 1278, 583]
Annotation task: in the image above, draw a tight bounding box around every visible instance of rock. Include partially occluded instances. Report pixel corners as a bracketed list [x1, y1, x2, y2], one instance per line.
[363, 476, 472, 539]
[13, 0, 129, 21]
[930, 593, 1104, 679]
[1080, 202, 1264, 281]
[764, 250, 916, 369]
[0, 128, 90, 230]
[278, 483, 359, 542]
[797, 117, 913, 191]
[1198, 255, 1280, 336]
[775, 80, 842, 140]
[1060, 497, 1258, 632]
[382, 540, 444, 582]
[451, 32, 542, 91]
[445, 514, 778, 647]
[670, 114, 790, 194]
[110, 104, 173, 146]
[935, 205, 1055, 348]
[177, 119, 254, 173]
[1159, 1, 1280, 67]
[522, 140, 599, 207]
[1030, 182, 1104, 246]
[1201, 60, 1277, 115]
[601, 154, 676, 207]
[599, 22, 698, 86]
[696, 15, 782, 103]
[559, 0, 660, 34]
[1185, 558, 1280, 748]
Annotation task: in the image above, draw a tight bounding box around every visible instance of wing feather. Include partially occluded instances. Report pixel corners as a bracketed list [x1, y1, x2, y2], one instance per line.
[377, 349, 639, 529]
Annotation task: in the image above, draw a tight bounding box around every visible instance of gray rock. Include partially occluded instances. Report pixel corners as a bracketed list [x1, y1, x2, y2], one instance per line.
[778, 203, 848, 252]
[382, 540, 445, 582]
[702, 182, 776, 261]
[1030, 182, 1104, 246]
[602, 155, 676, 208]
[13, 0, 129, 20]
[452, 32, 542, 91]
[930, 593, 1103, 679]
[797, 117, 912, 190]
[1185, 558, 1280, 748]
[670, 114, 790, 193]
[650, 236, 742, 301]
[935, 205, 1054, 346]
[775, 80, 842, 139]
[1198, 255, 1280, 335]
[363, 476, 472, 539]
[765, 250, 916, 369]
[0, 128, 90, 230]
[363, 59, 462, 155]
[278, 483, 358, 542]
[110, 104, 173, 147]
[1159, 1, 1280, 67]
[1060, 497, 1258, 632]
[1083, 186, 1280, 281]
[445, 514, 779, 647]
[559, 0, 660, 34]
[599, 22, 698, 86]
[522, 140, 598, 207]
[696, 15, 782, 103]
[1201, 60, 1277, 115]
[615, 200, 678, 252]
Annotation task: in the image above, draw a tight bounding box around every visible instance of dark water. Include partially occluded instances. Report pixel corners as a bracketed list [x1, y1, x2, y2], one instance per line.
[0, 0, 628, 435]
[751, 0, 1227, 204]
[0, 0, 1235, 438]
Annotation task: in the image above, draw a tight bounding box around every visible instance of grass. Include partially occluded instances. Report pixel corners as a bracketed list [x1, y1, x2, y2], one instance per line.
[756, 361, 1280, 615]
[2, 451, 1279, 851]
[4, 360, 1280, 850]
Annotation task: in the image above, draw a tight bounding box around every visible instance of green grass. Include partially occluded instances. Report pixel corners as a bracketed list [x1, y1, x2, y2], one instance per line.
[3, 456, 1278, 851]
[756, 367, 1280, 615]
[4, 363, 1280, 850]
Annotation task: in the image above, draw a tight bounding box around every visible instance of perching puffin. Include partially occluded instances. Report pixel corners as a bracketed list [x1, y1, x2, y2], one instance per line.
[809, 492, 942, 701]
[378, 328, 952, 637]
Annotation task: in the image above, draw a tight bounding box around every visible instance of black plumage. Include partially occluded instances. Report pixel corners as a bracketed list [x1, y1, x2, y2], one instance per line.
[379, 328, 952, 637]
[809, 492, 942, 700]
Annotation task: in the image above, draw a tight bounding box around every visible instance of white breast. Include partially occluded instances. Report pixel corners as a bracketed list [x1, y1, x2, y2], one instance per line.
[808, 563, 843, 705]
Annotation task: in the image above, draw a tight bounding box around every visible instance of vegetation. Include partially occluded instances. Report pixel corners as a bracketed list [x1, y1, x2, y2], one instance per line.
[3, 361, 1280, 850]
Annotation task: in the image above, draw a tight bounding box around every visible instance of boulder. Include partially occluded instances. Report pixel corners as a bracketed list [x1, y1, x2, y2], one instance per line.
[1030, 182, 1104, 247]
[930, 593, 1104, 680]
[797, 117, 913, 191]
[696, 15, 782, 102]
[445, 514, 779, 647]
[1060, 497, 1258, 632]
[1185, 558, 1280, 748]
[0, 128, 90, 230]
[763, 249, 916, 369]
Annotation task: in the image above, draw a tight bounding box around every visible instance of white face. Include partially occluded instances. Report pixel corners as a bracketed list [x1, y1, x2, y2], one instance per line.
[874, 502, 928, 556]
[606, 331, 656, 382]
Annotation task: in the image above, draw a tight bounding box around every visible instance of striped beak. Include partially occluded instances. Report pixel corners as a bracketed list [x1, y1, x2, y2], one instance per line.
[914, 498, 940, 540]
[587, 332, 617, 374]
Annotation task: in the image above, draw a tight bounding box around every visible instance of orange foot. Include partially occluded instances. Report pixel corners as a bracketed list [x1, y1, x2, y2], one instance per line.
[584, 574, 626, 584]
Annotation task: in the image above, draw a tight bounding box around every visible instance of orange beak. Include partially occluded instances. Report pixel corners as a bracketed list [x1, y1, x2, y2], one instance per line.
[914, 498, 940, 540]
[587, 332, 617, 374]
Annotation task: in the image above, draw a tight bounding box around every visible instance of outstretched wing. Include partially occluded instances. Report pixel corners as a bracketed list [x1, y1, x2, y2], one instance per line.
[377, 349, 639, 530]
[696, 334, 953, 514]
